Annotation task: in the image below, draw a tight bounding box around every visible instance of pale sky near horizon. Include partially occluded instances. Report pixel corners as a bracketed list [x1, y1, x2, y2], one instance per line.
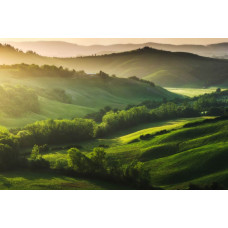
[0, 38, 228, 46]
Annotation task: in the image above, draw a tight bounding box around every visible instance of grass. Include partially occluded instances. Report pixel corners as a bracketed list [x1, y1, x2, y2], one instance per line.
[42, 117, 209, 163]
[0, 170, 129, 190]
[165, 87, 227, 97]
[1, 116, 227, 190]
[0, 73, 179, 128]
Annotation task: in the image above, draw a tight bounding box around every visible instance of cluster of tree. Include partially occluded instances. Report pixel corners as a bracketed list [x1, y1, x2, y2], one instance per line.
[128, 76, 155, 87]
[19, 118, 96, 146]
[7, 89, 226, 150]
[86, 90, 228, 132]
[85, 101, 162, 123]
[37, 88, 72, 104]
[85, 106, 119, 122]
[0, 44, 24, 54]
[0, 130, 21, 171]
[96, 106, 150, 136]
[95, 104, 200, 136]
[183, 115, 228, 128]
[0, 64, 87, 78]
[28, 145, 50, 170]
[0, 85, 40, 117]
[3, 89, 223, 151]
[192, 89, 228, 115]
[139, 129, 169, 140]
[53, 147, 155, 189]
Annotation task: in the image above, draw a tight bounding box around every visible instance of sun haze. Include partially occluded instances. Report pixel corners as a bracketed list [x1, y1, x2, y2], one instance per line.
[0, 38, 228, 45]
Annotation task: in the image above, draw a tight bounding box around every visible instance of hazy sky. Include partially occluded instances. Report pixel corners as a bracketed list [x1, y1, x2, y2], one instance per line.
[0, 38, 228, 46]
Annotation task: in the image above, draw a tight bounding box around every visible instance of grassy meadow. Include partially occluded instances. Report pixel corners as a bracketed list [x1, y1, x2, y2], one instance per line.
[166, 87, 226, 97]
[13, 115, 226, 190]
[2, 116, 222, 190]
[0, 171, 129, 190]
[0, 66, 179, 128]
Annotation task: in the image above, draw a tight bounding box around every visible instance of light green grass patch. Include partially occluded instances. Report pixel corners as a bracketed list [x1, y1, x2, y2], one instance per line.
[165, 87, 226, 97]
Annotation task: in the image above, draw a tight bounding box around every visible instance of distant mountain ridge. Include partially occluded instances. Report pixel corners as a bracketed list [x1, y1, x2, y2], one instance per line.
[5, 41, 228, 58]
[0, 44, 228, 88]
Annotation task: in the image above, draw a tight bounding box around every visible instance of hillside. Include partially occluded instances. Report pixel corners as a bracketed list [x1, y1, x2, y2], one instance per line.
[0, 64, 179, 128]
[1, 44, 228, 88]
[16, 116, 227, 190]
[6, 41, 228, 59]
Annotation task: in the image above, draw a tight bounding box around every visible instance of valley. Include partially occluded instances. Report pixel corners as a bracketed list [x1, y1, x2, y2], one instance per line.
[0, 41, 227, 190]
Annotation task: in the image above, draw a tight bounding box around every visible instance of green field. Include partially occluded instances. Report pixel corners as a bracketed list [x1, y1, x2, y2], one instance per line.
[0, 171, 128, 190]
[44, 116, 228, 189]
[166, 87, 227, 97]
[0, 68, 179, 128]
[37, 116, 228, 190]
[0, 116, 211, 190]
[0, 115, 227, 190]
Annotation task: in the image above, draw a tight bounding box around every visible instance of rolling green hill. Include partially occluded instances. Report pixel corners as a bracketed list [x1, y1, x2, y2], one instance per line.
[1, 44, 228, 88]
[40, 116, 228, 189]
[0, 171, 129, 190]
[0, 64, 179, 128]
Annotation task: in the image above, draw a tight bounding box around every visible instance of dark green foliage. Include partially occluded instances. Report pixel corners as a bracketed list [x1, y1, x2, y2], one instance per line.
[0, 144, 17, 170]
[140, 130, 168, 140]
[38, 144, 50, 154]
[96, 106, 151, 136]
[67, 148, 91, 174]
[208, 107, 225, 116]
[0, 64, 85, 78]
[0, 131, 20, 171]
[90, 147, 107, 173]
[24, 118, 96, 145]
[188, 182, 225, 190]
[183, 115, 228, 128]
[64, 147, 154, 189]
[128, 76, 155, 87]
[10, 89, 227, 149]
[85, 106, 113, 122]
[28, 145, 50, 170]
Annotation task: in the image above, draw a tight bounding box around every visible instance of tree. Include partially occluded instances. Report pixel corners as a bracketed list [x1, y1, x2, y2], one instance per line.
[29, 145, 49, 170]
[0, 144, 15, 170]
[90, 147, 106, 172]
[31, 145, 40, 160]
[67, 148, 91, 173]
